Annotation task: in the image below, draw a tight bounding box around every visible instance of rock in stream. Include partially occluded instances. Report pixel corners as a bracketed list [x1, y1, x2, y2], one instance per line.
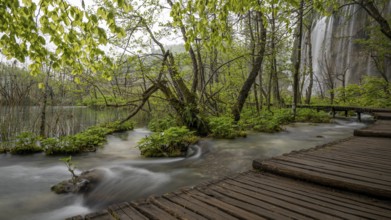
[51, 169, 105, 194]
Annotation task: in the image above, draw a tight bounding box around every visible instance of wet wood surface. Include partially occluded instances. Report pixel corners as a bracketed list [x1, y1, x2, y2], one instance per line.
[69, 115, 391, 220]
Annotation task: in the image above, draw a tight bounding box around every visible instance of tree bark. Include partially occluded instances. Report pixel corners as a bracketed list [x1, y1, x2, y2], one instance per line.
[293, 0, 304, 117]
[166, 0, 200, 94]
[305, 23, 314, 104]
[232, 11, 267, 122]
[40, 64, 52, 137]
[354, 0, 391, 40]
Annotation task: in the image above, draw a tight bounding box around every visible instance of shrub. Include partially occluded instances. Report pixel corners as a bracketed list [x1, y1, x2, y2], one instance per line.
[42, 137, 81, 155]
[240, 110, 285, 133]
[333, 76, 391, 107]
[148, 117, 177, 132]
[102, 120, 134, 133]
[0, 141, 10, 153]
[296, 109, 330, 123]
[252, 119, 283, 133]
[43, 120, 134, 155]
[137, 126, 199, 157]
[208, 116, 246, 139]
[10, 132, 43, 154]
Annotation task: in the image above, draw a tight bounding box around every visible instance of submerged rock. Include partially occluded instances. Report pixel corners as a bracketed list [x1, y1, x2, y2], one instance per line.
[51, 169, 105, 194]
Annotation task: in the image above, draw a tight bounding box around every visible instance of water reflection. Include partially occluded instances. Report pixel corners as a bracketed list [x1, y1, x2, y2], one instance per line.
[0, 118, 367, 220]
[0, 106, 145, 141]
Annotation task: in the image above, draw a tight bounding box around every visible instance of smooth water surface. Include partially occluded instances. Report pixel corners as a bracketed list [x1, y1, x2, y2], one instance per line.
[0, 106, 142, 141]
[0, 119, 367, 220]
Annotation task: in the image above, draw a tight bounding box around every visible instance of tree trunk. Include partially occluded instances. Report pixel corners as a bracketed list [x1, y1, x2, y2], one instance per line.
[40, 65, 52, 137]
[355, 0, 391, 40]
[292, 0, 304, 117]
[166, 0, 200, 94]
[305, 24, 314, 104]
[270, 3, 281, 108]
[232, 11, 267, 122]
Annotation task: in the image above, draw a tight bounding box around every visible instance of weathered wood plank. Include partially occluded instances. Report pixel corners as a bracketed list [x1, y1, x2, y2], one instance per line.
[65, 216, 83, 220]
[187, 189, 267, 220]
[204, 184, 313, 220]
[149, 196, 207, 220]
[238, 174, 391, 219]
[108, 202, 147, 220]
[130, 201, 177, 220]
[254, 159, 391, 199]
[216, 179, 343, 219]
[289, 153, 389, 174]
[164, 192, 239, 220]
[272, 156, 391, 183]
[84, 210, 114, 220]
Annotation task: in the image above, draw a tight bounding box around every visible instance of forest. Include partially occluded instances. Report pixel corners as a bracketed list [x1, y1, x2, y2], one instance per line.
[0, 0, 391, 157]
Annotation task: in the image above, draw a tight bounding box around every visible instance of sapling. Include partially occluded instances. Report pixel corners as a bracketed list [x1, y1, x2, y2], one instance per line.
[60, 156, 78, 186]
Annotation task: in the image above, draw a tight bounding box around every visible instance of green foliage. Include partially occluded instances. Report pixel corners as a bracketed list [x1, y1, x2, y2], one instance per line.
[103, 120, 134, 132]
[148, 117, 178, 132]
[80, 96, 128, 107]
[334, 76, 391, 107]
[208, 116, 246, 139]
[240, 108, 330, 133]
[137, 126, 199, 157]
[43, 120, 133, 155]
[0, 0, 131, 76]
[0, 142, 9, 154]
[240, 109, 285, 133]
[60, 156, 78, 184]
[43, 136, 87, 155]
[295, 109, 330, 123]
[10, 132, 43, 154]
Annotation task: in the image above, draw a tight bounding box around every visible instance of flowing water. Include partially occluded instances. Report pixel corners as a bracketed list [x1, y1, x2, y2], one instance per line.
[0, 117, 368, 220]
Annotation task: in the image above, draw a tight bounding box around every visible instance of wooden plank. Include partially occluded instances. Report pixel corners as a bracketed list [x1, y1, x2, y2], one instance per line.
[289, 153, 389, 174]
[354, 129, 391, 138]
[308, 151, 391, 167]
[85, 210, 114, 220]
[108, 202, 147, 220]
[130, 201, 177, 220]
[220, 178, 367, 219]
[273, 156, 391, 183]
[238, 174, 391, 219]
[149, 196, 207, 220]
[187, 189, 267, 220]
[304, 153, 388, 174]
[65, 216, 84, 220]
[254, 159, 391, 199]
[164, 192, 239, 220]
[254, 172, 391, 209]
[264, 158, 391, 188]
[205, 184, 313, 220]
[216, 179, 342, 219]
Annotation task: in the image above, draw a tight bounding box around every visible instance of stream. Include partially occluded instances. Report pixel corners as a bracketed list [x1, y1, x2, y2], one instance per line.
[0, 118, 367, 220]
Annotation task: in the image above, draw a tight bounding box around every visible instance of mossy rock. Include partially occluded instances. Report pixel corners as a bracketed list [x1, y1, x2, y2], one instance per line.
[51, 169, 105, 194]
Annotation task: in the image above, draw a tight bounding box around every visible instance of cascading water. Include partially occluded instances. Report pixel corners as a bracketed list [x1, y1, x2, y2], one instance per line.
[303, 1, 391, 89]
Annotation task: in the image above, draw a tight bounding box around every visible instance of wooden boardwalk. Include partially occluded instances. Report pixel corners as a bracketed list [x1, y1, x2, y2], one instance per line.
[69, 113, 391, 220]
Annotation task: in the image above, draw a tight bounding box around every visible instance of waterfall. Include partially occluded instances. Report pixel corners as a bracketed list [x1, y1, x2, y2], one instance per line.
[304, 1, 391, 88]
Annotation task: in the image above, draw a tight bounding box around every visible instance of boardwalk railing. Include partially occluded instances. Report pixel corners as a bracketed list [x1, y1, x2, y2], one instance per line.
[286, 104, 391, 121]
